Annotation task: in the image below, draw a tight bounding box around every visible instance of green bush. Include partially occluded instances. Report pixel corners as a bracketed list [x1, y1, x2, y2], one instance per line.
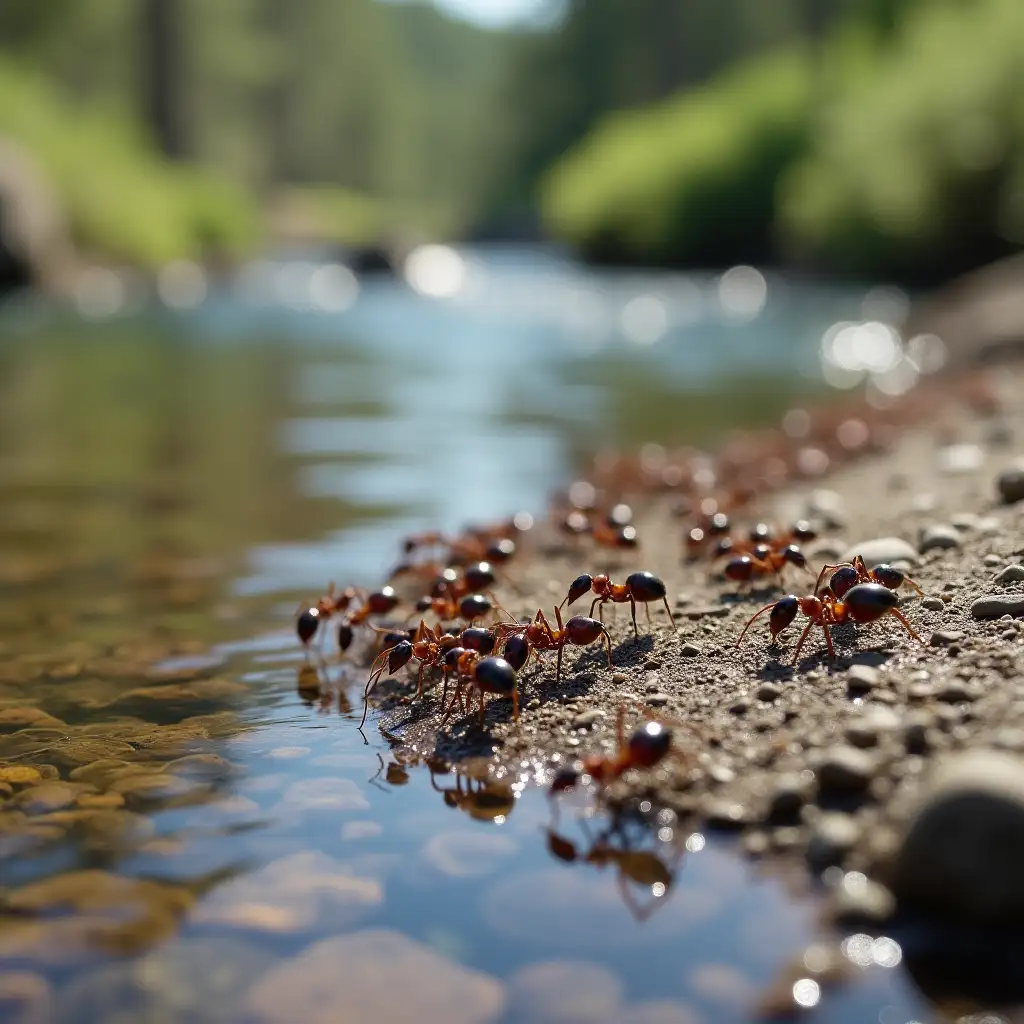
[778, 0, 1024, 280]
[541, 50, 814, 266]
[0, 60, 258, 267]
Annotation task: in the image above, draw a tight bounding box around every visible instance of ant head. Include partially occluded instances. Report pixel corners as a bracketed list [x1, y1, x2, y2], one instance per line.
[526, 622, 547, 645]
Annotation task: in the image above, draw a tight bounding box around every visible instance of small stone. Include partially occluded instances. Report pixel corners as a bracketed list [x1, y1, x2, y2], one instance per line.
[741, 831, 769, 857]
[922, 597, 945, 611]
[972, 595, 1024, 619]
[892, 751, 1024, 927]
[14, 783, 87, 816]
[807, 812, 861, 867]
[919, 524, 961, 552]
[707, 763, 736, 784]
[846, 665, 879, 695]
[757, 683, 781, 702]
[571, 709, 604, 730]
[0, 767, 43, 789]
[645, 692, 671, 707]
[997, 465, 1024, 504]
[827, 876, 896, 926]
[930, 629, 964, 646]
[679, 643, 701, 658]
[937, 443, 983, 474]
[996, 564, 1024, 583]
[767, 774, 808, 823]
[817, 746, 876, 794]
[806, 489, 846, 528]
[984, 553, 1002, 566]
[108, 774, 193, 808]
[610, 673, 626, 685]
[0, 970, 53, 1023]
[729, 699, 749, 715]
[993, 728, 1024, 752]
[904, 716, 932, 754]
[950, 513, 981, 531]
[845, 705, 900, 748]
[675, 592, 692, 607]
[841, 537, 917, 569]
[937, 678, 978, 703]
[0, 707, 65, 733]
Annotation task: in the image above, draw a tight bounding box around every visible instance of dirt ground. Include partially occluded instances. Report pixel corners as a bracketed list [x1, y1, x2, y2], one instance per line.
[369, 368, 1024, 883]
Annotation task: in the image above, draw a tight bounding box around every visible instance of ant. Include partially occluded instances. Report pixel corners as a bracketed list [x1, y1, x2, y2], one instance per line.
[295, 582, 360, 652]
[560, 571, 674, 636]
[497, 605, 613, 683]
[441, 653, 519, 728]
[722, 544, 810, 585]
[711, 520, 817, 560]
[548, 707, 676, 795]
[735, 582, 923, 664]
[815, 554, 924, 600]
[685, 511, 730, 556]
[414, 592, 496, 625]
[360, 620, 459, 727]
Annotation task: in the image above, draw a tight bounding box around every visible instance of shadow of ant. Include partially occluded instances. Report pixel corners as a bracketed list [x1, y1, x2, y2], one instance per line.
[610, 633, 655, 661]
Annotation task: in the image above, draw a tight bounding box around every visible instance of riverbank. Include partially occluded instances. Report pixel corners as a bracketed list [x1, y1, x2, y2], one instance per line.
[368, 366, 1024, 925]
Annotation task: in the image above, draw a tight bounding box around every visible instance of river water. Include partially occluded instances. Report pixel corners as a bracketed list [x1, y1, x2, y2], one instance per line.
[0, 248, 961, 1022]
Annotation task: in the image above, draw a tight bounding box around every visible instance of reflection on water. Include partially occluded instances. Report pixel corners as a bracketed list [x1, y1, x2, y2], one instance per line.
[0, 252, 982, 1021]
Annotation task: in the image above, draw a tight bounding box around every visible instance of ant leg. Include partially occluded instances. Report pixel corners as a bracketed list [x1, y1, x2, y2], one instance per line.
[512, 685, 519, 723]
[630, 597, 639, 637]
[599, 624, 614, 669]
[478, 689, 486, 727]
[898, 574, 925, 598]
[616, 705, 625, 747]
[415, 663, 424, 700]
[790, 620, 816, 665]
[891, 609, 924, 644]
[813, 561, 850, 594]
[645, 602, 652, 626]
[821, 621, 835, 659]
[661, 595, 676, 628]
[735, 602, 778, 647]
[589, 596, 601, 617]
[556, 645, 563, 683]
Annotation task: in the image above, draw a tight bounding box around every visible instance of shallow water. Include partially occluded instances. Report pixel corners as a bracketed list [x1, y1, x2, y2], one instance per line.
[0, 251, 981, 1021]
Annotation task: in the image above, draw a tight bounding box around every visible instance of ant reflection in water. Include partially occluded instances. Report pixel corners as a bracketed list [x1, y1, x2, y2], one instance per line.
[545, 804, 686, 923]
[369, 752, 411, 791]
[429, 764, 517, 823]
[295, 664, 353, 716]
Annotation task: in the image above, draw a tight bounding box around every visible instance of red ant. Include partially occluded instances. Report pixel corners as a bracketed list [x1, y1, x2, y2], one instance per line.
[685, 511, 730, 555]
[560, 571, 674, 636]
[548, 707, 677, 795]
[295, 582, 360, 651]
[711, 520, 817, 560]
[414, 592, 496, 625]
[360, 621, 459, 727]
[441, 653, 519, 727]
[814, 554, 924, 600]
[735, 582, 923, 663]
[497, 606, 613, 683]
[722, 544, 811, 584]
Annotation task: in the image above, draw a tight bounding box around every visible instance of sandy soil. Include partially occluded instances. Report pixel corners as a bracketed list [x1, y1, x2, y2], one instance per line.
[368, 368, 1024, 885]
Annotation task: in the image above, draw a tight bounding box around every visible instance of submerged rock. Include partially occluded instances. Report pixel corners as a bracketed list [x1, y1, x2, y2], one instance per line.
[891, 750, 1024, 927]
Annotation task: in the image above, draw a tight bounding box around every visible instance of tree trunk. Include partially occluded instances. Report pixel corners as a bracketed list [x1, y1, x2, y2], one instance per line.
[142, 0, 189, 159]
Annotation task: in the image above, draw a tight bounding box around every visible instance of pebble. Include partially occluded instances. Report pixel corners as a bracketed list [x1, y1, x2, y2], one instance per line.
[729, 699, 749, 715]
[922, 596, 945, 611]
[892, 751, 1024, 927]
[806, 813, 861, 867]
[919, 524, 961, 552]
[929, 629, 964, 646]
[767, 775, 809, 823]
[971, 595, 1024, 619]
[14, 783, 88, 816]
[841, 537, 917, 568]
[937, 678, 978, 703]
[0, 707, 65, 733]
[571, 709, 603, 730]
[817, 747, 876, 795]
[645, 692, 671, 707]
[806, 489, 846, 529]
[757, 683, 781, 702]
[0, 767, 43, 789]
[950, 512, 980, 531]
[610, 673, 627, 685]
[996, 465, 1024, 504]
[845, 705, 901, 749]
[675, 592, 692, 607]
[0, 970, 53, 1023]
[983, 553, 1002, 566]
[679, 643, 701, 658]
[937, 443, 983, 474]
[995, 564, 1024, 583]
[845, 665, 879, 696]
[904, 715, 933, 754]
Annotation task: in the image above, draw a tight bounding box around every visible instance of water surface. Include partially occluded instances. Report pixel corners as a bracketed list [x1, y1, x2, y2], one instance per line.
[0, 251, 961, 1021]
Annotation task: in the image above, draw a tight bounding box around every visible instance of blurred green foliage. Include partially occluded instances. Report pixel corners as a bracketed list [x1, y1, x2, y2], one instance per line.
[1, 0, 1018, 280]
[541, 0, 1024, 280]
[0, 60, 258, 266]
